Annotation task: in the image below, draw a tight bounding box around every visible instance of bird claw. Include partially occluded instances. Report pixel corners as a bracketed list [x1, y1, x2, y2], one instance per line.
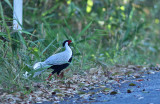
[46, 72, 64, 81]
[57, 72, 64, 79]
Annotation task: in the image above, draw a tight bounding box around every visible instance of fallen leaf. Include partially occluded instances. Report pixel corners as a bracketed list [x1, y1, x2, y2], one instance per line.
[52, 92, 56, 95]
[56, 93, 64, 97]
[110, 91, 118, 95]
[129, 83, 136, 86]
[89, 97, 96, 100]
[53, 89, 61, 93]
[138, 96, 144, 100]
[136, 79, 144, 82]
[78, 91, 86, 95]
[127, 89, 132, 93]
[103, 88, 112, 92]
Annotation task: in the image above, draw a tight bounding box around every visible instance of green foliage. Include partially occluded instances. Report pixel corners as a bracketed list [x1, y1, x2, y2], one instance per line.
[0, 0, 160, 92]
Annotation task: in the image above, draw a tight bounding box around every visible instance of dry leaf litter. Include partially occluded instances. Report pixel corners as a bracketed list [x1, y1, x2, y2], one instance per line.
[0, 65, 159, 103]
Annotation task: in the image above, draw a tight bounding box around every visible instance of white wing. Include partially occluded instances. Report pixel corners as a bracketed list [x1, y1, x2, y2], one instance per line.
[44, 50, 72, 65]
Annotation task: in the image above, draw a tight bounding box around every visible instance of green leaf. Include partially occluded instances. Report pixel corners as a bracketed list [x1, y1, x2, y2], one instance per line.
[62, 28, 70, 39]
[41, 3, 60, 16]
[77, 21, 92, 39]
[64, 19, 72, 33]
[0, 2, 11, 41]
[18, 32, 27, 48]
[4, 0, 12, 9]
[42, 39, 56, 54]
[0, 32, 7, 36]
[20, 30, 37, 37]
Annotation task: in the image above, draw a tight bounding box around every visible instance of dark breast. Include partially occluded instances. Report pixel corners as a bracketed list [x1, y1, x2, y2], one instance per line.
[68, 57, 72, 62]
[49, 57, 72, 75]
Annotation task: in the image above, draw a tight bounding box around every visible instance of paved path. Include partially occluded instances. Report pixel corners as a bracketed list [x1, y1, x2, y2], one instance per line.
[39, 71, 160, 104]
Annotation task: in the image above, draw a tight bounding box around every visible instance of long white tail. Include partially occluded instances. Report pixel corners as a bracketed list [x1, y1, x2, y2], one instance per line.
[33, 62, 47, 77]
[33, 62, 45, 70]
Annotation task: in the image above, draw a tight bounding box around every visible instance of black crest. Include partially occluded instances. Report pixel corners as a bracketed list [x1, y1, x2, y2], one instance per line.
[62, 40, 72, 47]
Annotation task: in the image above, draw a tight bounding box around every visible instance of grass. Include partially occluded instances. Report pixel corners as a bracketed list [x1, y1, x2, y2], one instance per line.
[0, 0, 160, 93]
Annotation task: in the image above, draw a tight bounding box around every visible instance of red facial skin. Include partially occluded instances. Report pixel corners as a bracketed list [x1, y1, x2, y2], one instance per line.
[68, 40, 72, 45]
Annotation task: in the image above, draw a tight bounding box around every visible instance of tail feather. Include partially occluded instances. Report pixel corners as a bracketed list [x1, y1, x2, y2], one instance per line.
[33, 62, 47, 77]
[33, 62, 52, 77]
[33, 62, 45, 70]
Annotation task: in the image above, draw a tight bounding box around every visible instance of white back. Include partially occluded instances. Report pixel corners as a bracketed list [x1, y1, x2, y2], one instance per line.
[44, 42, 72, 65]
